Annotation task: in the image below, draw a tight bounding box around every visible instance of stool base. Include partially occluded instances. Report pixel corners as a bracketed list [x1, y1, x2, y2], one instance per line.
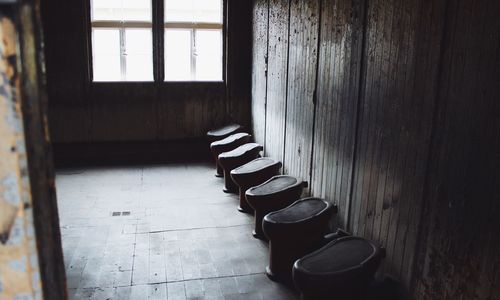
[252, 230, 267, 241]
[223, 187, 235, 194]
[265, 266, 278, 282]
[238, 206, 253, 214]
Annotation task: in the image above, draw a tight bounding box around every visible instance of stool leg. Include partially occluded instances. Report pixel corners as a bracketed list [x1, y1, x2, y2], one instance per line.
[238, 187, 253, 214]
[266, 240, 294, 285]
[223, 170, 239, 193]
[253, 211, 267, 240]
[268, 237, 324, 286]
[216, 163, 223, 177]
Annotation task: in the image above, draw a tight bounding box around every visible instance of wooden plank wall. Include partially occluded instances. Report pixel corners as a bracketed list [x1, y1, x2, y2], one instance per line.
[310, 0, 364, 226]
[41, 0, 252, 144]
[263, 0, 290, 163]
[251, 0, 269, 146]
[226, 0, 253, 128]
[282, 0, 319, 185]
[349, 0, 441, 284]
[412, 0, 500, 298]
[251, 0, 500, 297]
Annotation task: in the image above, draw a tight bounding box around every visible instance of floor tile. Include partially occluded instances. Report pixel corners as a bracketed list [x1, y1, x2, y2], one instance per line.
[56, 163, 298, 300]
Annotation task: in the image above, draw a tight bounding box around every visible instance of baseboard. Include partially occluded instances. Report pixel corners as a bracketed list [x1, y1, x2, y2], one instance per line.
[52, 139, 212, 168]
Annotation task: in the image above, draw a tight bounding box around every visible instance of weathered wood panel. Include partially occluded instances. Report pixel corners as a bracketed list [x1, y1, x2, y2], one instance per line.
[42, 0, 87, 106]
[90, 83, 158, 142]
[251, 0, 269, 146]
[264, 0, 290, 163]
[42, 0, 91, 143]
[310, 0, 363, 227]
[282, 0, 319, 183]
[48, 104, 92, 143]
[348, 0, 441, 284]
[413, 0, 500, 298]
[158, 83, 226, 140]
[251, 0, 500, 297]
[226, 0, 253, 128]
[397, 0, 447, 285]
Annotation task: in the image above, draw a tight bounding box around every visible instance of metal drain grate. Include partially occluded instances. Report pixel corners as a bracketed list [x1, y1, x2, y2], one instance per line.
[111, 211, 131, 217]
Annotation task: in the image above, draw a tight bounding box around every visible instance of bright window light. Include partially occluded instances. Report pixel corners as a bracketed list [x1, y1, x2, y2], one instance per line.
[89, 0, 224, 82]
[91, 0, 153, 82]
[164, 0, 223, 81]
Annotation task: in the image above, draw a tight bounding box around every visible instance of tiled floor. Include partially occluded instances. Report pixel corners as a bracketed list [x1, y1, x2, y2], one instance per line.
[56, 162, 298, 300]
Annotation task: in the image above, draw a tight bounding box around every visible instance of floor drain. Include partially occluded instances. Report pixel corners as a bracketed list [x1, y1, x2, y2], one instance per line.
[111, 211, 131, 217]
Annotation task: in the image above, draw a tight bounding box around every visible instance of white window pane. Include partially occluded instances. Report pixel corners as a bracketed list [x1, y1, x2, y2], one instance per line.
[125, 29, 153, 81]
[165, 29, 192, 81]
[92, 0, 151, 22]
[126, 55, 153, 81]
[165, 0, 222, 23]
[125, 29, 152, 54]
[92, 0, 122, 21]
[93, 29, 121, 81]
[193, 0, 222, 23]
[195, 30, 222, 81]
[122, 0, 151, 21]
[165, 0, 194, 22]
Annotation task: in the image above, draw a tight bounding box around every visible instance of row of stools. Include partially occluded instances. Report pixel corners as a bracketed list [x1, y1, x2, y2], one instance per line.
[207, 124, 386, 300]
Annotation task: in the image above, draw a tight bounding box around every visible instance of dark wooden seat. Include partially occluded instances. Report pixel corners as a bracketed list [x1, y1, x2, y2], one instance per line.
[230, 158, 282, 214]
[262, 198, 336, 285]
[210, 133, 252, 177]
[245, 175, 307, 240]
[206, 124, 244, 143]
[218, 143, 263, 193]
[293, 236, 385, 300]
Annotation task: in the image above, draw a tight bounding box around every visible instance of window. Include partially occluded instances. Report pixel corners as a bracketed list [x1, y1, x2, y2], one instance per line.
[164, 0, 223, 81]
[91, 0, 153, 81]
[89, 0, 223, 82]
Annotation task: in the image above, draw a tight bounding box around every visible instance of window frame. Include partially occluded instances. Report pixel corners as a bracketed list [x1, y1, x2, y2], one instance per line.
[84, 0, 226, 84]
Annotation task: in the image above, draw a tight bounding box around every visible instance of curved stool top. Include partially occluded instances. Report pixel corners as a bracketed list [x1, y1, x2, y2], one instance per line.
[211, 132, 251, 150]
[231, 157, 281, 175]
[264, 198, 332, 225]
[207, 124, 243, 140]
[295, 236, 382, 276]
[246, 175, 304, 197]
[293, 236, 384, 295]
[219, 143, 263, 161]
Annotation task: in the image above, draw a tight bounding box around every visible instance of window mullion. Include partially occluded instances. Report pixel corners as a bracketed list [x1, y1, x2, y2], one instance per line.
[154, 0, 164, 82]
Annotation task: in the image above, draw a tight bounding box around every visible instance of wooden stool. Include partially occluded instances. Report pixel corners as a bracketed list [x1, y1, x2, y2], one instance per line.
[218, 143, 263, 193]
[293, 236, 385, 300]
[206, 123, 244, 143]
[230, 158, 282, 214]
[207, 124, 243, 175]
[262, 198, 336, 285]
[210, 133, 251, 177]
[245, 175, 307, 240]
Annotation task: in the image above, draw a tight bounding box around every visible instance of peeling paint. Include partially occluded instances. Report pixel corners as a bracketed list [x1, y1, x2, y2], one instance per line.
[3, 174, 21, 205]
[8, 257, 27, 273]
[0, 13, 42, 300]
[13, 294, 33, 300]
[0, 201, 17, 243]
